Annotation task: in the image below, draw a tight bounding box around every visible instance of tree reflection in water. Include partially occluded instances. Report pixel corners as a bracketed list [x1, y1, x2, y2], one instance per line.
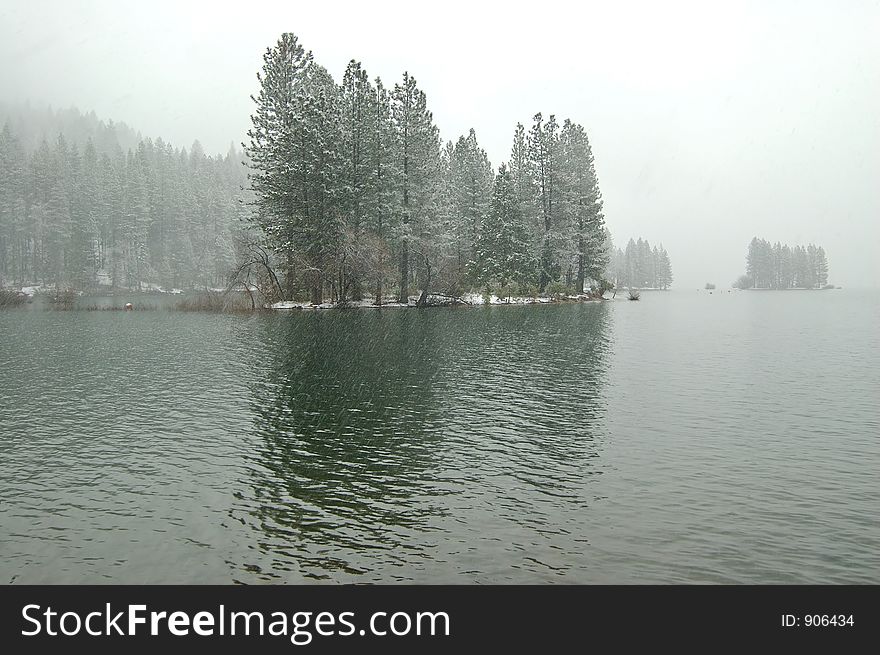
[240, 303, 611, 582]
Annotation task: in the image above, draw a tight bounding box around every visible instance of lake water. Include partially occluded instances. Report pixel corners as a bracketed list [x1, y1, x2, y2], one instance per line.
[1, 290, 878, 583]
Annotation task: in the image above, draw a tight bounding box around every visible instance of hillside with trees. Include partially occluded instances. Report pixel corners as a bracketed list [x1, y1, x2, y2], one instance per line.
[734, 237, 830, 289]
[0, 103, 143, 156]
[0, 107, 248, 291]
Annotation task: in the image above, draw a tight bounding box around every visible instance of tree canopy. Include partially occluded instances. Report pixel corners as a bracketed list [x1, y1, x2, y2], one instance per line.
[243, 32, 617, 304]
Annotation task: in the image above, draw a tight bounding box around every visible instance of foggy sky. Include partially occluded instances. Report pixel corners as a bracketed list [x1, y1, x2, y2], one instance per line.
[1, 0, 877, 287]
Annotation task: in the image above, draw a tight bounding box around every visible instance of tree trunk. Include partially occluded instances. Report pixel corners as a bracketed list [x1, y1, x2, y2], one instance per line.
[399, 139, 409, 303]
[398, 242, 409, 303]
[539, 237, 551, 292]
[416, 255, 431, 307]
[285, 252, 297, 300]
[374, 250, 384, 305]
[576, 251, 586, 294]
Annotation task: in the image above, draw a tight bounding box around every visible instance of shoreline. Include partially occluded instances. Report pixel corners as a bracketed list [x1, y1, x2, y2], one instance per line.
[736, 287, 840, 291]
[270, 292, 608, 311]
[2, 286, 610, 312]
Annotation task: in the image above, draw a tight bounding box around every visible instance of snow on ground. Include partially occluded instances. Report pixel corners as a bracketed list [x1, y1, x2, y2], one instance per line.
[462, 292, 559, 305]
[271, 301, 338, 310]
[345, 299, 411, 308]
[271, 292, 602, 310]
[271, 298, 412, 310]
[13, 282, 185, 296]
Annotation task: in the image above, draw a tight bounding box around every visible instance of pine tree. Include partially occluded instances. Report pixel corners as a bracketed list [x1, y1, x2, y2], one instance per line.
[245, 32, 313, 299]
[122, 149, 150, 290]
[470, 164, 532, 294]
[298, 63, 345, 303]
[508, 123, 531, 207]
[659, 246, 673, 289]
[806, 244, 819, 289]
[339, 60, 377, 299]
[624, 238, 637, 288]
[449, 128, 492, 284]
[792, 245, 807, 288]
[0, 123, 27, 285]
[527, 113, 561, 291]
[780, 244, 793, 289]
[816, 246, 828, 287]
[558, 120, 606, 292]
[41, 136, 74, 288]
[365, 77, 399, 305]
[67, 139, 100, 289]
[391, 72, 439, 303]
[651, 245, 660, 288]
[746, 237, 773, 288]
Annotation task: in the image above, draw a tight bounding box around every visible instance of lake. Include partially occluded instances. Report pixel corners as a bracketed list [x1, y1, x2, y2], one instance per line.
[1, 290, 878, 583]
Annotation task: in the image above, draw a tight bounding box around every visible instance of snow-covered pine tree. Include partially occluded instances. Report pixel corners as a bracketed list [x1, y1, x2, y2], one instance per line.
[509, 123, 531, 207]
[806, 244, 820, 289]
[339, 60, 377, 300]
[391, 72, 440, 303]
[122, 147, 150, 290]
[67, 138, 100, 290]
[746, 237, 768, 288]
[434, 139, 458, 292]
[527, 113, 561, 291]
[659, 245, 673, 289]
[558, 120, 606, 293]
[612, 246, 626, 288]
[779, 243, 793, 289]
[366, 77, 399, 305]
[470, 164, 532, 294]
[624, 238, 637, 288]
[0, 123, 27, 286]
[44, 136, 76, 289]
[245, 32, 313, 300]
[791, 245, 806, 288]
[816, 246, 828, 287]
[299, 64, 346, 303]
[450, 128, 492, 284]
[508, 122, 537, 281]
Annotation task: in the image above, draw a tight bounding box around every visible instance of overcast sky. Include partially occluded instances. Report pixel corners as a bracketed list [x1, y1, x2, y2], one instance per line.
[1, 0, 878, 287]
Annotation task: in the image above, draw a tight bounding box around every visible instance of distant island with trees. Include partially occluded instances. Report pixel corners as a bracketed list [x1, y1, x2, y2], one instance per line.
[733, 237, 831, 290]
[608, 238, 672, 290]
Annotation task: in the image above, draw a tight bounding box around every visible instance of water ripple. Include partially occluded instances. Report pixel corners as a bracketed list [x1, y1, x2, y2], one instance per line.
[1, 291, 878, 583]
